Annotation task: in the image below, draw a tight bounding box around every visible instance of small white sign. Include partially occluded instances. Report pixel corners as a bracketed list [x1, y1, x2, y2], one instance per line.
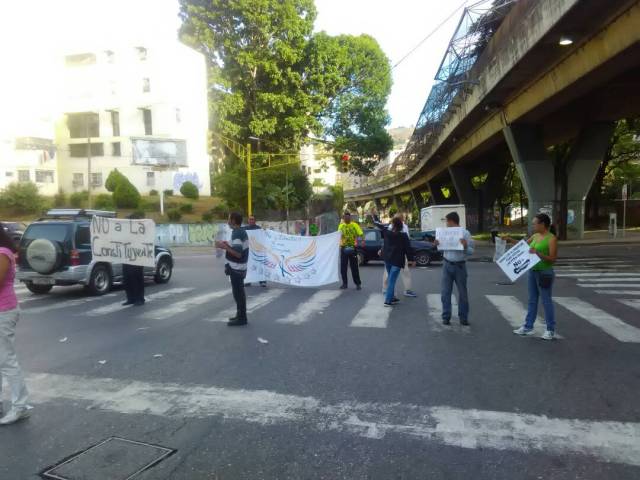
[496, 239, 540, 282]
[436, 227, 464, 251]
[91, 217, 156, 267]
[622, 184, 628, 201]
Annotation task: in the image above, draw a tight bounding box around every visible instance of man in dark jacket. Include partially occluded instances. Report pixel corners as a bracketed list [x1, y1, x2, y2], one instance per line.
[376, 217, 415, 307]
[243, 215, 266, 287]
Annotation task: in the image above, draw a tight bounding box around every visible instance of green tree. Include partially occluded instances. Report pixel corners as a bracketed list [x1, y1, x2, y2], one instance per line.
[180, 181, 200, 199]
[113, 178, 141, 209]
[0, 182, 44, 214]
[105, 169, 126, 193]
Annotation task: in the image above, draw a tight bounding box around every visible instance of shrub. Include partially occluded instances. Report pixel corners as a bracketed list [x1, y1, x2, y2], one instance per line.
[165, 201, 179, 210]
[166, 209, 182, 222]
[163, 189, 173, 197]
[93, 193, 114, 210]
[70, 190, 89, 208]
[140, 198, 160, 212]
[180, 181, 199, 199]
[0, 182, 45, 214]
[201, 212, 214, 222]
[105, 169, 127, 193]
[211, 201, 229, 216]
[113, 178, 141, 209]
[149, 189, 159, 196]
[53, 190, 67, 208]
[131, 210, 146, 219]
[179, 203, 194, 214]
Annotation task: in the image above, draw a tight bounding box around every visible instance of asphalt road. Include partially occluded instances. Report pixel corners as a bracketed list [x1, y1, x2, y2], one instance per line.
[2, 244, 640, 479]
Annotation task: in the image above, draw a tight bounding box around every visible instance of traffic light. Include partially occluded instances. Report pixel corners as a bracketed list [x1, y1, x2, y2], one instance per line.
[341, 153, 350, 172]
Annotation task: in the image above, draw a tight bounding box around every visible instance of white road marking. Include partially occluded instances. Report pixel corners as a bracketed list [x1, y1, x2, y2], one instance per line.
[577, 278, 640, 282]
[85, 287, 195, 317]
[578, 283, 640, 288]
[142, 290, 228, 320]
[557, 273, 640, 278]
[25, 372, 640, 467]
[595, 290, 640, 296]
[556, 260, 627, 264]
[277, 290, 342, 325]
[485, 295, 563, 338]
[554, 297, 640, 343]
[350, 293, 391, 328]
[206, 289, 286, 322]
[22, 293, 118, 314]
[618, 299, 640, 311]
[425, 294, 470, 333]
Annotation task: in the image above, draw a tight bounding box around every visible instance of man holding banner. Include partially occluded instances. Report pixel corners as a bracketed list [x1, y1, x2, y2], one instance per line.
[434, 212, 474, 326]
[122, 213, 146, 307]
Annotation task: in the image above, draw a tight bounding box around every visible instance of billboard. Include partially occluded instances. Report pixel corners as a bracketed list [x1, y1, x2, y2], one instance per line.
[131, 138, 187, 167]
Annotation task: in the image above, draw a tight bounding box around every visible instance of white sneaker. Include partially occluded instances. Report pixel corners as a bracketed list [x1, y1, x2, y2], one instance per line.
[0, 408, 31, 425]
[513, 326, 535, 336]
[541, 330, 555, 341]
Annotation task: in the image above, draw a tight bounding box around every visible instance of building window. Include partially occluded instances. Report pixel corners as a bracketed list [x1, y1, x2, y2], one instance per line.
[18, 170, 30, 182]
[91, 173, 103, 187]
[175, 108, 181, 123]
[73, 173, 84, 187]
[35, 170, 55, 184]
[65, 52, 96, 67]
[142, 108, 153, 135]
[112, 142, 121, 156]
[146, 171, 155, 187]
[105, 50, 115, 63]
[67, 112, 99, 138]
[69, 143, 104, 157]
[142, 78, 150, 93]
[136, 46, 147, 61]
[110, 110, 120, 136]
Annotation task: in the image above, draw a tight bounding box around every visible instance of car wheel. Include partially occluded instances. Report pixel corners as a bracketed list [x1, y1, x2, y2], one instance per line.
[88, 264, 112, 296]
[25, 282, 53, 294]
[154, 257, 173, 284]
[415, 251, 431, 267]
[357, 251, 367, 266]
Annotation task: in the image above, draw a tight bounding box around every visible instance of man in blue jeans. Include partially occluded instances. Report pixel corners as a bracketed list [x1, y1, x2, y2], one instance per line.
[434, 212, 474, 325]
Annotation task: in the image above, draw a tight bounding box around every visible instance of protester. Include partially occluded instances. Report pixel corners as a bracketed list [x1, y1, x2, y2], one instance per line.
[122, 213, 146, 306]
[376, 217, 415, 306]
[338, 211, 363, 290]
[382, 213, 417, 298]
[243, 215, 266, 287]
[0, 223, 30, 425]
[505, 213, 558, 340]
[309, 222, 319, 237]
[434, 212, 474, 325]
[215, 212, 249, 326]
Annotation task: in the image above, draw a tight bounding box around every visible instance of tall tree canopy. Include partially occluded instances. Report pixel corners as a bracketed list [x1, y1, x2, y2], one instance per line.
[179, 0, 393, 176]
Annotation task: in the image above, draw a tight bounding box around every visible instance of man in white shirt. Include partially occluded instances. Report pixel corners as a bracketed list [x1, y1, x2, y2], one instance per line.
[382, 213, 417, 298]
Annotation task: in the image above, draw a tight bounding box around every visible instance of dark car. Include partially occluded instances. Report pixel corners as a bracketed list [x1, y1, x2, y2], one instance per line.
[1, 221, 26, 245]
[357, 228, 442, 267]
[409, 229, 436, 242]
[16, 209, 173, 295]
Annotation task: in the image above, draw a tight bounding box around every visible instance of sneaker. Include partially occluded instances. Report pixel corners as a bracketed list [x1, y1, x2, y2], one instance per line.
[442, 318, 451, 325]
[227, 318, 248, 327]
[460, 319, 470, 326]
[391, 298, 400, 305]
[121, 301, 134, 306]
[356, 285, 362, 291]
[513, 326, 535, 336]
[404, 290, 417, 298]
[541, 330, 555, 341]
[384, 302, 394, 307]
[0, 408, 30, 425]
[244, 283, 252, 287]
[339, 284, 348, 289]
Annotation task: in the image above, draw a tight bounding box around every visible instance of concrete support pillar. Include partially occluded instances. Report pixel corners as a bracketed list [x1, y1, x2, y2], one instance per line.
[503, 124, 555, 232]
[565, 122, 615, 239]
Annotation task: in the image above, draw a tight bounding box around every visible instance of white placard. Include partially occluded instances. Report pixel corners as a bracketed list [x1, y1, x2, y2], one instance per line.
[436, 227, 464, 251]
[91, 217, 156, 267]
[496, 239, 540, 282]
[245, 229, 340, 287]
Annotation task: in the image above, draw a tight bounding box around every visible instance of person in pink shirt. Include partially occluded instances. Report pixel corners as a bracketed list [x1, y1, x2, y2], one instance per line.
[0, 223, 30, 425]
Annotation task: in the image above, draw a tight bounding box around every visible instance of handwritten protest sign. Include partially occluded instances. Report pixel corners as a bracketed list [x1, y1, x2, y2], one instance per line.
[436, 227, 464, 251]
[496, 239, 540, 282]
[91, 217, 156, 267]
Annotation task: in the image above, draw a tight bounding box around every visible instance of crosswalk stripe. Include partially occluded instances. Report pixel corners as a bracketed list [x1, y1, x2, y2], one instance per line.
[277, 290, 342, 325]
[142, 290, 228, 320]
[425, 294, 470, 333]
[85, 287, 195, 317]
[554, 297, 640, 343]
[578, 278, 640, 282]
[556, 261, 628, 266]
[578, 283, 640, 288]
[556, 267, 637, 272]
[26, 372, 640, 467]
[557, 258, 626, 262]
[594, 290, 640, 296]
[618, 299, 640, 311]
[206, 289, 286, 322]
[22, 293, 118, 314]
[557, 273, 640, 278]
[349, 293, 391, 328]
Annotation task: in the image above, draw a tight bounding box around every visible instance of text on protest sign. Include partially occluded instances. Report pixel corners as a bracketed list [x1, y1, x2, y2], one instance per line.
[245, 230, 340, 287]
[91, 217, 156, 267]
[436, 227, 464, 251]
[496, 239, 540, 282]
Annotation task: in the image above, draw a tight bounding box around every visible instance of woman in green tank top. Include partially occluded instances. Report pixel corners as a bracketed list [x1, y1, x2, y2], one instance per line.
[512, 213, 558, 340]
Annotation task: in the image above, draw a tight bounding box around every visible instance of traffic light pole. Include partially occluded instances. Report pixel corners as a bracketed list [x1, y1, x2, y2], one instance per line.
[246, 143, 252, 217]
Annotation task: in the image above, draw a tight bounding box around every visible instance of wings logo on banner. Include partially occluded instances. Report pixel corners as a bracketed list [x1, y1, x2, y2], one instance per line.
[246, 230, 340, 287]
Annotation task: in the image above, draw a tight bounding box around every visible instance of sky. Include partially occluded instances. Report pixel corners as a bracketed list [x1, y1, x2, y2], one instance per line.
[0, 0, 467, 131]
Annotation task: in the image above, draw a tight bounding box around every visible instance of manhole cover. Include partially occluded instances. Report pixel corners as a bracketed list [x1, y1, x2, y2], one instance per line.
[41, 437, 175, 480]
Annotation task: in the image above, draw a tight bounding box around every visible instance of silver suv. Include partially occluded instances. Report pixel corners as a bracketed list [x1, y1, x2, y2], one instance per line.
[17, 209, 173, 295]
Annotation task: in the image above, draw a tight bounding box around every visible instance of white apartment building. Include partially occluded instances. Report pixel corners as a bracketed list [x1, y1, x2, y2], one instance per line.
[300, 143, 339, 193]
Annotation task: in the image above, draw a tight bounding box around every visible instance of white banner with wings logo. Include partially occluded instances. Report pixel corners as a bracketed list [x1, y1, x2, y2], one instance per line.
[245, 230, 341, 287]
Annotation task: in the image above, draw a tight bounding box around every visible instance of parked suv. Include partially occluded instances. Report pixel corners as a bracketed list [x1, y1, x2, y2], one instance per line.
[357, 228, 442, 267]
[16, 209, 173, 295]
